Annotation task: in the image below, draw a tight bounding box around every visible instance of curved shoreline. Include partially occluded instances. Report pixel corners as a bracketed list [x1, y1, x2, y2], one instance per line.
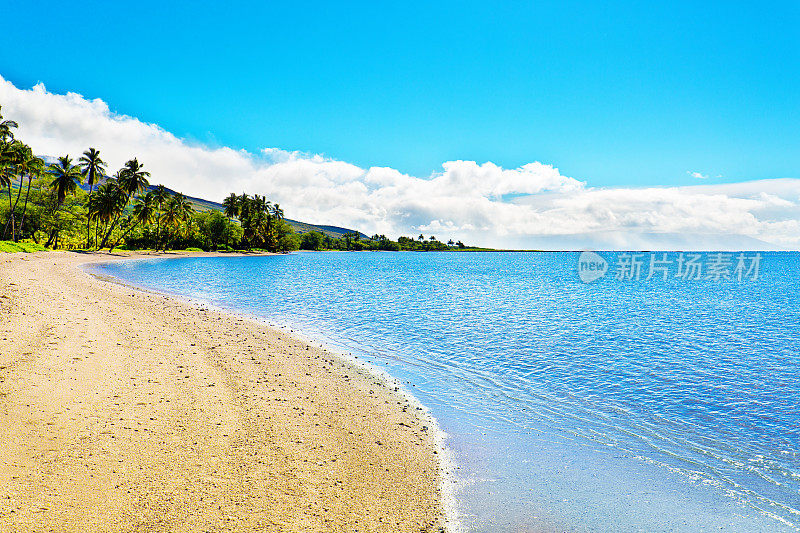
[0, 251, 447, 531]
[86, 253, 460, 531]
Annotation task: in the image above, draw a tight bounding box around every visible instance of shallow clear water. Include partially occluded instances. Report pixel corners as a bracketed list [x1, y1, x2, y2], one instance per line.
[92, 251, 800, 532]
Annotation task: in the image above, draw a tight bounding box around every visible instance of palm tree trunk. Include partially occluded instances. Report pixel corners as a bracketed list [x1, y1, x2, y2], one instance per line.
[45, 228, 57, 248]
[162, 225, 176, 251]
[109, 220, 141, 253]
[85, 182, 94, 249]
[9, 176, 25, 242]
[3, 186, 15, 240]
[99, 212, 123, 249]
[17, 177, 33, 241]
[99, 192, 134, 249]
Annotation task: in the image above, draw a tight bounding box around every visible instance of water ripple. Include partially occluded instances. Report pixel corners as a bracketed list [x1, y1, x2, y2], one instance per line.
[93, 251, 800, 531]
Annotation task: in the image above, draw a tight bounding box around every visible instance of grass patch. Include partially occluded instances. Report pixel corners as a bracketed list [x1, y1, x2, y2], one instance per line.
[0, 241, 47, 253]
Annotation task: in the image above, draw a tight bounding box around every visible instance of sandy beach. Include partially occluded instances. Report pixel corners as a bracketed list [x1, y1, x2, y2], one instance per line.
[0, 251, 445, 532]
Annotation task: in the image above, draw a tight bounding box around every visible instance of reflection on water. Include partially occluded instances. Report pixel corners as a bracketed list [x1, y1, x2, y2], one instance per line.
[93, 251, 800, 532]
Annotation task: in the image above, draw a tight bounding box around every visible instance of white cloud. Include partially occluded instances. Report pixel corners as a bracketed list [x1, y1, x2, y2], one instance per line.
[2, 75, 799, 250]
[688, 171, 709, 179]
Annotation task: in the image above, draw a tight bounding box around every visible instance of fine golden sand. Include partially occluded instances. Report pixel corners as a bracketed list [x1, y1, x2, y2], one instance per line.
[0, 251, 445, 532]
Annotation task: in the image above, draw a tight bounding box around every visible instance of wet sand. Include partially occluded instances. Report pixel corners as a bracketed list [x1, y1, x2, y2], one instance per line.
[0, 251, 445, 532]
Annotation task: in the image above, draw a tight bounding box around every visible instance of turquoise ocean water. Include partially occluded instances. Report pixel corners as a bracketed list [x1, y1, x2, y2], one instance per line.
[91, 251, 800, 532]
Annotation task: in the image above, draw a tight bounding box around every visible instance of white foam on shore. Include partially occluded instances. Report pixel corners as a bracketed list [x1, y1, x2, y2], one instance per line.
[84, 257, 462, 532]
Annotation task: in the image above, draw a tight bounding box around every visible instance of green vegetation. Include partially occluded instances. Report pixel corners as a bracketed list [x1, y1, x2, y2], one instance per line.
[0, 105, 296, 253]
[298, 231, 481, 252]
[220, 193, 295, 252]
[0, 240, 46, 253]
[1, 105, 481, 254]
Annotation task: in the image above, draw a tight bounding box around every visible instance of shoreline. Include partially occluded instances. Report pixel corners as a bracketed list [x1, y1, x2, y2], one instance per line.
[85, 252, 460, 530]
[0, 251, 447, 531]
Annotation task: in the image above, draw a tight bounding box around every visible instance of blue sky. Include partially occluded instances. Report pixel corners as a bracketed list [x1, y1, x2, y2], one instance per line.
[2, 0, 798, 187]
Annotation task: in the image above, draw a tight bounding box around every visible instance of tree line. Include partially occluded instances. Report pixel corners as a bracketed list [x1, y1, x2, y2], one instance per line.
[0, 105, 295, 253]
[2, 105, 476, 253]
[298, 231, 466, 251]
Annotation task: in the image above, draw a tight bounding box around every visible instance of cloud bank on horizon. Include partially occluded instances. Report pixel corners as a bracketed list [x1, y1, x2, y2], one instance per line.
[2, 75, 798, 250]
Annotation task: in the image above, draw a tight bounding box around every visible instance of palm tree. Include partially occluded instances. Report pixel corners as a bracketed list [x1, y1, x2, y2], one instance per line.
[169, 193, 194, 223]
[272, 203, 284, 221]
[151, 184, 170, 248]
[251, 194, 273, 241]
[118, 158, 150, 198]
[16, 149, 45, 242]
[97, 159, 150, 249]
[223, 193, 240, 219]
[49, 156, 83, 206]
[0, 106, 18, 143]
[85, 185, 105, 247]
[343, 232, 359, 250]
[109, 191, 157, 252]
[0, 168, 11, 238]
[79, 148, 107, 248]
[45, 155, 83, 248]
[0, 141, 24, 239]
[0, 109, 19, 238]
[88, 178, 128, 249]
[159, 193, 194, 249]
[236, 194, 258, 247]
[5, 144, 43, 242]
